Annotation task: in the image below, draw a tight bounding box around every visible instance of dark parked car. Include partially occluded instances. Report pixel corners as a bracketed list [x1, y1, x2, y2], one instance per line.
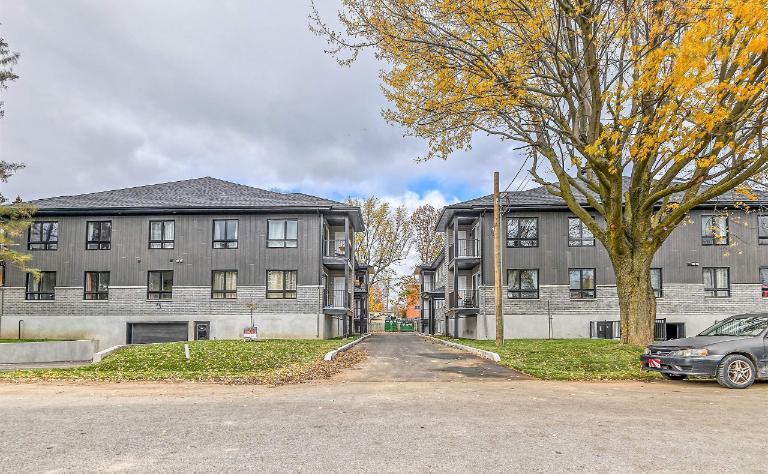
[641, 313, 768, 389]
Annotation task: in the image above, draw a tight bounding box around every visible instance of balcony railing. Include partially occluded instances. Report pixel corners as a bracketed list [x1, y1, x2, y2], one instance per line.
[324, 289, 349, 308]
[449, 238, 480, 260]
[451, 289, 478, 309]
[324, 239, 350, 258]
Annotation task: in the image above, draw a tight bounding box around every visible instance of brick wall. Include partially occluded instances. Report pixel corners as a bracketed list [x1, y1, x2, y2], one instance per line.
[471, 283, 768, 316]
[1, 285, 324, 317]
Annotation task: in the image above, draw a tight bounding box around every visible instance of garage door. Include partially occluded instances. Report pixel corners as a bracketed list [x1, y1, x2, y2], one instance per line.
[128, 322, 189, 344]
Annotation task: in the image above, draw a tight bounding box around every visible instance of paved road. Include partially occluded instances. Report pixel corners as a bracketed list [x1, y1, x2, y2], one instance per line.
[335, 333, 525, 382]
[1, 334, 767, 473]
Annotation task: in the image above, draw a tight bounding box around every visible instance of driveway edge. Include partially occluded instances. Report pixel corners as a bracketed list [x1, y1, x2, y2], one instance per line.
[324, 334, 371, 361]
[92, 344, 128, 363]
[420, 335, 502, 362]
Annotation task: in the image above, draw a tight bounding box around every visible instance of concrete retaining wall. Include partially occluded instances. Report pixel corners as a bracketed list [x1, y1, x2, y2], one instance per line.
[0, 340, 97, 364]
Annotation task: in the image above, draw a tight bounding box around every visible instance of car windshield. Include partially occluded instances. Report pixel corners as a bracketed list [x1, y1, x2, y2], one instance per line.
[699, 316, 768, 337]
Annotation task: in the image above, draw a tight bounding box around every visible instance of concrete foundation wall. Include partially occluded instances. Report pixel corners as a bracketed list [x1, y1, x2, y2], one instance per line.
[0, 285, 335, 349]
[0, 313, 335, 350]
[0, 340, 97, 363]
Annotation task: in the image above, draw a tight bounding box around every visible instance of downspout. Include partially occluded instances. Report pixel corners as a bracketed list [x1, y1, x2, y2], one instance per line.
[0, 285, 4, 339]
[317, 210, 322, 339]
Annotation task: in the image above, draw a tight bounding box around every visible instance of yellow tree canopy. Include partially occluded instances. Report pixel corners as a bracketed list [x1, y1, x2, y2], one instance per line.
[314, 0, 768, 253]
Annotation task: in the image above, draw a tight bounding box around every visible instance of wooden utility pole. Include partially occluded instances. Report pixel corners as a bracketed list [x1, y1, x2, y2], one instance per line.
[493, 172, 503, 346]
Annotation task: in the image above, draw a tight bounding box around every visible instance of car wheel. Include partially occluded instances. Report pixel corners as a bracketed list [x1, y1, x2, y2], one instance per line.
[661, 373, 687, 381]
[716, 354, 756, 389]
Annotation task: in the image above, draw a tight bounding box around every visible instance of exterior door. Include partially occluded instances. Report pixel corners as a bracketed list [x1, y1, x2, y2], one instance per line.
[334, 231, 346, 256]
[471, 272, 480, 306]
[333, 276, 346, 307]
[457, 275, 468, 307]
[194, 321, 210, 340]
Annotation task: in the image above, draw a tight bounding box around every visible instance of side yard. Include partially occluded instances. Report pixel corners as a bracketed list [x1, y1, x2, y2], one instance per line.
[441, 338, 658, 381]
[0, 338, 365, 384]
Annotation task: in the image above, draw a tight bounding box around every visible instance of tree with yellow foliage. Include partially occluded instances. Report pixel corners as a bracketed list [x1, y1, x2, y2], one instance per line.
[312, 0, 768, 344]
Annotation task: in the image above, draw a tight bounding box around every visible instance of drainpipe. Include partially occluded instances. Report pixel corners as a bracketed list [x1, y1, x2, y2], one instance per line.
[0, 285, 4, 339]
[317, 210, 322, 339]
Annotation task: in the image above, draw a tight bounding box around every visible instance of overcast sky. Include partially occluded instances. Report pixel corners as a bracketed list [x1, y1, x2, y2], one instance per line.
[0, 0, 532, 211]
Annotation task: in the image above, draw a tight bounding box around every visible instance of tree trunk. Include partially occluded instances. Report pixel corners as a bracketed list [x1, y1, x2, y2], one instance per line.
[614, 257, 656, 345]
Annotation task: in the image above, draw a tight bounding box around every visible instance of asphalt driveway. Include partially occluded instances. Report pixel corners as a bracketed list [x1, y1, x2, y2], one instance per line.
[1, 334, 767, 472]
[335, 333, 525, 382]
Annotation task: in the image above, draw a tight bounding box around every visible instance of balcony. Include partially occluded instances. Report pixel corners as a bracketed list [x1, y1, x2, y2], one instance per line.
[354, 276, 368, 293]
[449, 289, 479, 315]
[323, 289, 350, 315]
[422, 280, 445, 295]
[448, 238, 481, 270]
[323, 238, 351, 269]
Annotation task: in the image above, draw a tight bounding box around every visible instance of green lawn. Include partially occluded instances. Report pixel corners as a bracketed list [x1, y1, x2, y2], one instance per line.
[442, 338, 658, 381]
[0, 338, 360, 384]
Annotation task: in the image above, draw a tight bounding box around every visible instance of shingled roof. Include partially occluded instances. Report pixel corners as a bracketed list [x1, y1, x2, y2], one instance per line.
[437, 179, 768, 231]
[31, 177, 363, 227]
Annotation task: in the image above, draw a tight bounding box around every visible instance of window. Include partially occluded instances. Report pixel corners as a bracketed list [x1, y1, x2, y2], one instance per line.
[650, 268, 663, 298]
[147, 270, 173, 300]
[212, 270, 237, 299]
[507, 269, 539, 299]
[507, 217, 538, 247]
[28, 221, 58, 250]
[759, 215, 768, 245]
[266, 270, 297, 299]
[760, 267, 768, 297]
[703, 267, 730, 297]
[84, 271, 110, 300]
[149, 220, 175, 249]
[213, 219, 238, 249]
[86, 221, 112, 250]
[26, 272, 56, 300]
[569, 268, 596, 299]
[568, 217, 595, 247]
[701, 215, 729, 245]
[267, 219, 298, 248]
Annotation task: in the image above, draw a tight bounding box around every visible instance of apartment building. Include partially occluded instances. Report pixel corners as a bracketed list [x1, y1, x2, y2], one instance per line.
[422, 185, 768, 340]
[416, 251, 446, 335]
[0, 177, 367, 349]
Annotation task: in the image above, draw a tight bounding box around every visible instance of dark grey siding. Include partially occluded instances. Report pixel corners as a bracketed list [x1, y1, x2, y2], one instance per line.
[7, 212, 323, 288]
[476, 208, 768, 286]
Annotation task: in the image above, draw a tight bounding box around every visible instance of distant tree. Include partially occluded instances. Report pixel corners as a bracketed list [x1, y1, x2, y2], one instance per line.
[395, 275, 420, 319]
[0, 30, 34, 274]
[368, 283, 386, 314]
[314, 0, 768, 345]
[0, 32, 19, 121]
[348, 196, 413, 288]
[411, 204, 444, 265]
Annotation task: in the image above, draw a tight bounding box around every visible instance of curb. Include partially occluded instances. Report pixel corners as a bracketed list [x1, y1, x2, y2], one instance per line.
[324, 334, 371, 361]
[420, 334, 501, 362]
[92, 344, 128, 363]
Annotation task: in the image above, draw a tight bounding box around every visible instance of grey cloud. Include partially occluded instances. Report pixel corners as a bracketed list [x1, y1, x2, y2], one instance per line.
[0, 0, 525, 201]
